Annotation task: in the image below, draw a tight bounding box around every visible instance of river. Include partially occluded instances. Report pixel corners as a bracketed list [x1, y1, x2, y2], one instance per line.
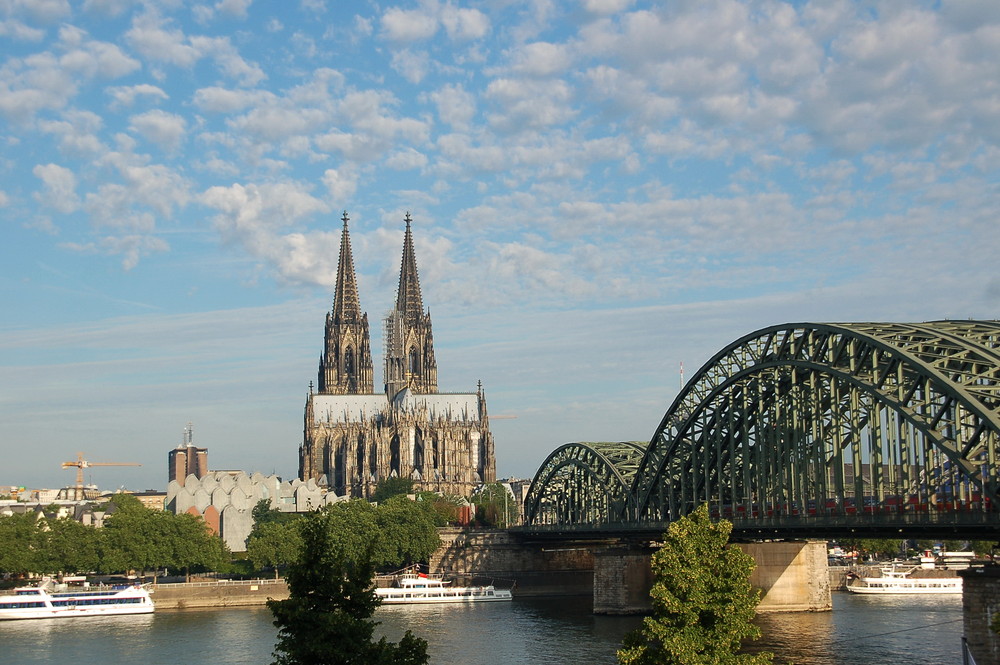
[0, 592, 963, 664]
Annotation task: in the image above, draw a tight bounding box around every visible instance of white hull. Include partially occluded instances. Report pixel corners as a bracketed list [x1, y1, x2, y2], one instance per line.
[376, 572, 513, 605]
[846, 566, 962, 595]
[377, 587, 512, 604]
[0, 603, 155, 620]
[0, 583, 154, 621]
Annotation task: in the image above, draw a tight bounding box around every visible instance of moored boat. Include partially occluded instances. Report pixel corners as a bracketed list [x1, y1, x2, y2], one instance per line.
[0, 578, 155, 620]
[846, 565, 962, 594]
[375, 572, 513, 604]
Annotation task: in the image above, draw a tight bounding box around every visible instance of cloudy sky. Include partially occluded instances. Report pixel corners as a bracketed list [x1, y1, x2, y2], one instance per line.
[2, 0, 999, 493]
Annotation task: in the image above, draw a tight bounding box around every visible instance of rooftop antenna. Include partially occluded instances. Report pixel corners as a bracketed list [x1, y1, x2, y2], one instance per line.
[680, 361, 685, 391]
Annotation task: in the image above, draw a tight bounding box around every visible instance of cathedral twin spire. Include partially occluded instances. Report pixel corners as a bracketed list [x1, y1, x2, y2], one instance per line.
[318, 211, 437, 398]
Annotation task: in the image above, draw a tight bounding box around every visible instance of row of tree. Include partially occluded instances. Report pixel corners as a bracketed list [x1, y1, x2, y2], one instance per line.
[0, 494, 228, 580]
[247, 493, 443, 577]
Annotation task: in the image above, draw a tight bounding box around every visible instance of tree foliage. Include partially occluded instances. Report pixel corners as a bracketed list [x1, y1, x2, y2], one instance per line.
[374, 496, 441, 567]
[248, 521, 304, 578]
[617, 505, 772, 665]
[0, 512, 42, 575]
[0, 494, 230, 580]
[414, 491, 465, 526]
[471, 482, 518, 527]
[372, 477, 415, 504]
[268, 502, 428, 665]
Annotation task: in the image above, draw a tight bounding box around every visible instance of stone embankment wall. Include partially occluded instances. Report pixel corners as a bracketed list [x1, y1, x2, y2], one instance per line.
[152, 578, 288, 609]
[430, 528, 593, 597]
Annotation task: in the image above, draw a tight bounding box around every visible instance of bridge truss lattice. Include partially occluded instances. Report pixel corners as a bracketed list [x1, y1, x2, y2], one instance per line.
[524, 321, 1000, 535]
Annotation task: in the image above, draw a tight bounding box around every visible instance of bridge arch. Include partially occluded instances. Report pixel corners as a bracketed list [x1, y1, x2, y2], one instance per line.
[525, 321, 1000, 532]
[523, 442, 646, 526]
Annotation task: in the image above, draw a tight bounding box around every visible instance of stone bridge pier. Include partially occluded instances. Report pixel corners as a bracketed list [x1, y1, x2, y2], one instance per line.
[431, 529, 831, 615]
[592, 540, 830, 614]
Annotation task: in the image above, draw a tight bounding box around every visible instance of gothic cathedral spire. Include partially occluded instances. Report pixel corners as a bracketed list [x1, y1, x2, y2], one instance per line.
[384, 212, 438, 397]
[318, 211, 374, 394]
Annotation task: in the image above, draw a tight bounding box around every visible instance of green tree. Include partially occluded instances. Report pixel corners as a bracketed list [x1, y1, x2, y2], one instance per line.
[471, 482, 518, 527]
[268, 502, 428, 665]
[166, 512, 231, 581]
[248, 521, 304, 578]
[374, 496, 441, 567]
[34, 516, 101, 575]
[414, 491, 465, 526]
[372, 477, 415, 504]
[100, 497, 170, 577]
[0, 512, 42, 576]
[252, 499, 301, 528]
[857, 538, 902, 560]
[617, 505, 772, 665]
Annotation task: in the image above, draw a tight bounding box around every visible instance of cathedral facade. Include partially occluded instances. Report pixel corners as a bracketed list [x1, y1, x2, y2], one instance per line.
[299, 212, 496, 498]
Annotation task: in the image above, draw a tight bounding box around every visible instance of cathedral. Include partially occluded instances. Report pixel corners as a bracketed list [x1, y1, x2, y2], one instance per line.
[299, 212, 496, 498]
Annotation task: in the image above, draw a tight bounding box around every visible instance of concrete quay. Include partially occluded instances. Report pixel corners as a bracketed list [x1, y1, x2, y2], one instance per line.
[151, 578, 288, 609]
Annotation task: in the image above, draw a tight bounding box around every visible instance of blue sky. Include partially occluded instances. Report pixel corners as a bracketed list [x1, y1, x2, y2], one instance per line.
[2, 0, 999, 492]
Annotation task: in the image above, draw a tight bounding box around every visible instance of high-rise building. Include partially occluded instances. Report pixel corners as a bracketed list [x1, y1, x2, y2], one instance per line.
[168, 423, 208, 486]
[300, 212, 496, 498]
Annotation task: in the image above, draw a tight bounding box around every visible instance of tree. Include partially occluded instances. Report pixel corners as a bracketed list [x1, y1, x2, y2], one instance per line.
[374, 496, 441, 567]
[248, 521, 303, 578]
[166, 512, 231, 581]
[0, 512, 42, 576]
[100, 497, 171, 577]
[856, 538, 903, 560]
[414, 491, 465, 526]
[372, 477, 415, 504]
[617, 505, 772, 665]
[471, 482, 518, 527]
[268, 502, 428, 665]
[34, 516, 101, 575]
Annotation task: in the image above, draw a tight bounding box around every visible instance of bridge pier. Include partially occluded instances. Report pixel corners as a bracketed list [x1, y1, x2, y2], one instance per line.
[432, 529, 830, 614]
[737, 540, 831, 612]
[960, 567, 1000, 664]
[591, 540, 831, 615]
[593, 546, 655, 614]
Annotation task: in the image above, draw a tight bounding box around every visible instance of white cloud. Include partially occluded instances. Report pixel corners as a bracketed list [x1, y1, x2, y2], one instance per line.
[107, 83, 169, 108]
[0, 19, 45, 41]
[428, 83, 476, 130]
[385, 148, 428, 171]
[129, 109, 187, 151]
[440, 6, 489, 40]
[216, 0, 252, 19]
[390, 48, 431, 84]
[485, 78, 576, 131]
[201, 181, 336, 286]
[381, 6, 439, 42]
[322, 167, 359, 202]
[506, 41, 573, 77]
[39, 110, 105, 156]
[33, 163, 80, 214]
[583, 0, 634, 15]
[4, 0, 71, 23]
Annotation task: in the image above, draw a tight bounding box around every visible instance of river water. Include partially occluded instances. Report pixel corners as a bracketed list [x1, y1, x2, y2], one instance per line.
[0, 592, 963, 664]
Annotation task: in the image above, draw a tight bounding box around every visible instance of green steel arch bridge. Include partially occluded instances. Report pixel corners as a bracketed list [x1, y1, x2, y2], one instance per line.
[522, 321, 1000, 540]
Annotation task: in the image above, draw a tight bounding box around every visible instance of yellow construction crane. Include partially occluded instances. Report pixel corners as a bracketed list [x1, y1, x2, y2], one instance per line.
[61, 452, 141, 500]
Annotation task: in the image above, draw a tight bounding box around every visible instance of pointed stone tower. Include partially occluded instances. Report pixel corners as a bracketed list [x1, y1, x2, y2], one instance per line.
[384, 212, 438, 397]
[318, 211, 374, 394]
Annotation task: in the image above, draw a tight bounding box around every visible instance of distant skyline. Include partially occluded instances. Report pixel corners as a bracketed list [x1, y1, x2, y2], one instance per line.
[2, 1, 999, 492]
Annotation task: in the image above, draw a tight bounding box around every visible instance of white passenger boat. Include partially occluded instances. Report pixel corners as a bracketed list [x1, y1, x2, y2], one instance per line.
[846, 566, 962, 594]
[0, 578, 155, 620]
[376, 573, 513, 604]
